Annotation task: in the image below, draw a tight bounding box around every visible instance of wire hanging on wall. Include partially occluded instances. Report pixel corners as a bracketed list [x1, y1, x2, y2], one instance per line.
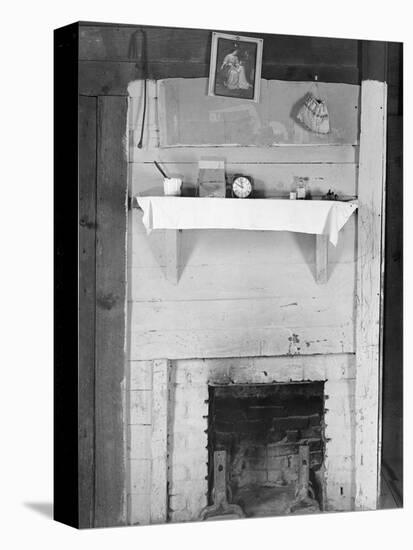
[128, 29, 148, 148]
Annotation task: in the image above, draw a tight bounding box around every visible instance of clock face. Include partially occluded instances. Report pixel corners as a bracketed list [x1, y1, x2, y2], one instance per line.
[232, 175, 253, 198]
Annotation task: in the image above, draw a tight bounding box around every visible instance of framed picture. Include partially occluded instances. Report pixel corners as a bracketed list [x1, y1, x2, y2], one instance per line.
[208, 32, 263, 102]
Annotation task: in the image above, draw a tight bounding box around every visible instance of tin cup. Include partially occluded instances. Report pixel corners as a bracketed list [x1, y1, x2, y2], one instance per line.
[163, 177, 182, 196]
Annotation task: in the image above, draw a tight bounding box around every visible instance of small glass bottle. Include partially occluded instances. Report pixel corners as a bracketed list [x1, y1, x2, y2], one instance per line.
[295, 176, 307, 200]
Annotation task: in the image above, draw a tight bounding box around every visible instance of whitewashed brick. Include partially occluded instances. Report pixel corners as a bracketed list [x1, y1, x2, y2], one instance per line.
[130, 360, 152, 390]
[126, 354, 359, 522]
[325, 480, 353, 511]
[170, 461, 208, 483]
[169, 494, 187, 512]
[129, 459, 151, 494]
[129, 493, 151, 525]
[130, 390, 152, 424]
[129, 425, 151, 459]
[170, 509, 192, 523]
[174, 363, 207, 385]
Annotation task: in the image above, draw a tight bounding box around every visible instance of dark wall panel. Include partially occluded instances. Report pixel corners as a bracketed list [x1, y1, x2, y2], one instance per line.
[78, 23, 361, 95]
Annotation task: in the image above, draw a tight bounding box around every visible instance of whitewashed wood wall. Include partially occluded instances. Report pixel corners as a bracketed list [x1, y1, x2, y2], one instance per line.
[128, 78, 360, 361]
[126, 77, 363, 524]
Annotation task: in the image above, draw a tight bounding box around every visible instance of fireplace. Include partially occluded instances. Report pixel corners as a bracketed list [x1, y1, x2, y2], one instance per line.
[207, 382, 325, 517]
[128, 354, 356, 524]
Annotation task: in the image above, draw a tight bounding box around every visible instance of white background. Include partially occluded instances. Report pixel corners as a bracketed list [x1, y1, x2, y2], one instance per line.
[0, 1, 410, 548]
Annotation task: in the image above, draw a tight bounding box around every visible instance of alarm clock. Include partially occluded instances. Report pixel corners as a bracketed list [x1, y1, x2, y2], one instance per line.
[231, 175, 254, 198]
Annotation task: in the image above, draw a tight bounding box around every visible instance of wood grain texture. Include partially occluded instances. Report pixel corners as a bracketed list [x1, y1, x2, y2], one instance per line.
[78, 95, 97, 528]
[131, 144, 359, 166]
[78, 25, 360, 95]
[129, 259, 357, 302]
[131, 325, 354, 361]
[355, 79, 387, 510]
[130, 140, 359, 164]
[382, 111, 403, 486]
[386, 43, 403, 116]
[79, 25, 359, 67]
[94, 96, 128, 527]
[79, 62, 360, 96]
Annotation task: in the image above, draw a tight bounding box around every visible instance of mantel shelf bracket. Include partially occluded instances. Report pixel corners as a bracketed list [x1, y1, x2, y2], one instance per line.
[163, 230, 328, 286]
[132, 198, 341, 286]
[165, 229, 181, 284]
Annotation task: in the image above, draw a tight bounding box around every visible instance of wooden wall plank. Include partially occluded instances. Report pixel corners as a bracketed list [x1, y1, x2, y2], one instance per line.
[79, 61, 139, 96]
[131, 294, 354, 333]
[354, 79, 387, 510]
[380, 42, 403, 499]
[130, 142, 359, 164]
[80, 62, 360, 95]
[382, 108, 403, 487]
[131, 262, 356, 305]
[79, 25, 359, 68]
[386, 43, 403, 116]
[78, 25, 360, 92]
[94, 96, 128, 527]
[78, 95, 97, 528]
[131, 325, 354, 361]
[129, 261, 356, 303]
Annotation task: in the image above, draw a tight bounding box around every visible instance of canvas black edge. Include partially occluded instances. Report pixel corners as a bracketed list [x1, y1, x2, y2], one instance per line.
[54, 21, 80, 529]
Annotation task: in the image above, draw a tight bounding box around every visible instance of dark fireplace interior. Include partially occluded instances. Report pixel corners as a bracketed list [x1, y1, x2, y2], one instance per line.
[208, 382, 325, 517]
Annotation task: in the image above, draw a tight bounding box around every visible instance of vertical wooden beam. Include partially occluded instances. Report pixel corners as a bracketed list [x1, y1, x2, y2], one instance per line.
[315, 234, 328, 284]
[165, 230, 180, 284]
[355, 50, 387, 509]
[150, 359, 169, 523]
[78, 95, 97, 528]
[94, 96, 128, 527]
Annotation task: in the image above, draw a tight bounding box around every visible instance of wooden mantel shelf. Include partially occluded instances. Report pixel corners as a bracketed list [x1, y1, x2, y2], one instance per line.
[133, 196, 358, 285]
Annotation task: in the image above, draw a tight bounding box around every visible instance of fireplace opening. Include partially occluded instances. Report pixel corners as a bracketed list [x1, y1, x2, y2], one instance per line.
[207, 382, 325, 518]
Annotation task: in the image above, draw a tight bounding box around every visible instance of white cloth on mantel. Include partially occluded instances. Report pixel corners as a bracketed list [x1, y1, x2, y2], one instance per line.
[136, 197, 358, 246]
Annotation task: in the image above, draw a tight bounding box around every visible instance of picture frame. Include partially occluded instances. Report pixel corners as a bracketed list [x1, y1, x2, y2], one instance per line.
[208, 32, 263, 102]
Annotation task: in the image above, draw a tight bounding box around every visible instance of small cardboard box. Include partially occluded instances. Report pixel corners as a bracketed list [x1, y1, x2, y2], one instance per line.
[197, 159, 226, 197]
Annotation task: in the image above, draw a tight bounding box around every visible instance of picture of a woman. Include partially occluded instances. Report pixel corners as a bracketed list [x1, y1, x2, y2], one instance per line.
[220, 45, 252, 90]
[209, 33, 262, 101]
